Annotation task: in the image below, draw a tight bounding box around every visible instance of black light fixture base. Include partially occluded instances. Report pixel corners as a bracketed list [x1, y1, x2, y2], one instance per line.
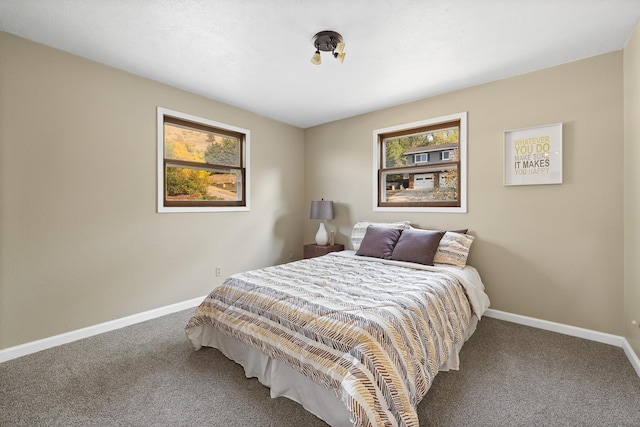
[312, 31, 343, 52]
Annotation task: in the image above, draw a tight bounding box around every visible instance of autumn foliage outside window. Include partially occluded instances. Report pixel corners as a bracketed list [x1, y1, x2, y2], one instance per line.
[157, 108, 249, 212]
[374, 112, 467, 212]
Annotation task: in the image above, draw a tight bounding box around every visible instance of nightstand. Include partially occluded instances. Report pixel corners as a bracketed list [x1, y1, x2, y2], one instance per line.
[303, 243, 345, 259]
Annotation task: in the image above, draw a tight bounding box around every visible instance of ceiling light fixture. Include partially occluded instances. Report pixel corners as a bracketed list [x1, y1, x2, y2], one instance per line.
[310, 31, 346, 65]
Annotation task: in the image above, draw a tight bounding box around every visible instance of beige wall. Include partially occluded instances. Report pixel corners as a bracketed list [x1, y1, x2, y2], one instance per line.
[0, 33, 305, 349]
[305, 52, 625, 335]
[624, 22, 640, 355]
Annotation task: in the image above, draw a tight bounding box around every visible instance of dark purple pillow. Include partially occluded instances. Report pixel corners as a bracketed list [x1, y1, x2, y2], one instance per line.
[355, 226, 402, 259]
[390, 228, 446, 265]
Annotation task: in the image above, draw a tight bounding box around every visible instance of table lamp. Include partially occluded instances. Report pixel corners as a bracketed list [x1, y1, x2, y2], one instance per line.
[310, 199, 334, 245]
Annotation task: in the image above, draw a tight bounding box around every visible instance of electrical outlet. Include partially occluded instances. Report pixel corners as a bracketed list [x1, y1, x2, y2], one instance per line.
[215, 266, 221, 277]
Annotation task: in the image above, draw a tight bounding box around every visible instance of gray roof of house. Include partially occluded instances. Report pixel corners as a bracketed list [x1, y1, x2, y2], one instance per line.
[403, 143, 458, 155]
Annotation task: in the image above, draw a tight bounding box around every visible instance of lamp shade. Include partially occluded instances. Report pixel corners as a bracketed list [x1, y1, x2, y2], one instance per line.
[310, 200, 334, 220]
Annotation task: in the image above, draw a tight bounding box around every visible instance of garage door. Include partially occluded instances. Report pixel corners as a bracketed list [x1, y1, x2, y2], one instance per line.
[414, 174, 434, 189]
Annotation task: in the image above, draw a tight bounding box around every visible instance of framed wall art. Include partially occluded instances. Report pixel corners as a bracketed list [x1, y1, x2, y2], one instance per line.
[504, 123, 562, 186]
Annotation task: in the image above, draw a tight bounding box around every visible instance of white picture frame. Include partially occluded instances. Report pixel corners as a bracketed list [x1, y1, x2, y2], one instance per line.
[504, 123, 563, 186]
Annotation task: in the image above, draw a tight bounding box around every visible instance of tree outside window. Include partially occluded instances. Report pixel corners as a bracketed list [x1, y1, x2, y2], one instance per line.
[157, 108, 250, 213]
[373, 112, 467, 213]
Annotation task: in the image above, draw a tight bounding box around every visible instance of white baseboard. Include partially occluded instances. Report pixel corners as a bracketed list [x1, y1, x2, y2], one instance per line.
[484, 308, 640, 378]
[0, 296, 206, 363]
[3, 301, 639, 379]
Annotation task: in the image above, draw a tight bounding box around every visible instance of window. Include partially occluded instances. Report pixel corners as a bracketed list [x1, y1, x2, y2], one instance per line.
[373, 112, 467, 213]
[157, 107, 250, 212]
[415, 153, 428, 163]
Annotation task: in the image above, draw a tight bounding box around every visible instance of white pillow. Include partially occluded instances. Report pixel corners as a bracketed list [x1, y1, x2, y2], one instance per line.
[350, 221, 411, 251]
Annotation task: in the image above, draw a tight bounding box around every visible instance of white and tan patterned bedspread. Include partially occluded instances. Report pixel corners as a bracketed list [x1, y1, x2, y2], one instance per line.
[185, 253, 483, 427]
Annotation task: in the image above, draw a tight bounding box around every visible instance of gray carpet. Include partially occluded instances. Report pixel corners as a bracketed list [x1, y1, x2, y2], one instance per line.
[1, 310, 639, 426]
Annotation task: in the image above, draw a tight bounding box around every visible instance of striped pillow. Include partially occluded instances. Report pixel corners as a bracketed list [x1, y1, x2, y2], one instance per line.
[434, 232, 475, 268]
[351, 221, 411, 251]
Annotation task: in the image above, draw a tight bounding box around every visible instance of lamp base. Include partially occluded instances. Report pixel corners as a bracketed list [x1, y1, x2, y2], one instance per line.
[315, 222, 329, 245]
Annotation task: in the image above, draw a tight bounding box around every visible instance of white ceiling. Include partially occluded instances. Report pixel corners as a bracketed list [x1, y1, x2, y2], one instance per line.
[1, 1, 639, 128]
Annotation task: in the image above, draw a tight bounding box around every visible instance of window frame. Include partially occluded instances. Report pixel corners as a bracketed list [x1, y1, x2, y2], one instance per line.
[372, 112, 467, 213]
[157, 107, 250, 213]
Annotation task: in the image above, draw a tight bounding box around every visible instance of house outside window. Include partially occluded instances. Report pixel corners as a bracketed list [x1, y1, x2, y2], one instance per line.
[157, 107, 250, 213]
[373, 112, 467, 213]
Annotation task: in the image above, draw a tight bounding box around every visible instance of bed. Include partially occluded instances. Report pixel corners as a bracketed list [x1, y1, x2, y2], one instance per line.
[185, 222, 490, 427]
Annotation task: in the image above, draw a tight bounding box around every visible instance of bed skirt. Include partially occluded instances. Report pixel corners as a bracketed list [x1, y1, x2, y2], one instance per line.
[187, 315, 478, 427]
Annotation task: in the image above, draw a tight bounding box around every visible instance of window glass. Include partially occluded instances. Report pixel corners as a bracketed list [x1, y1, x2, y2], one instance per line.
[374, 113, 466, 212]
[157, 108, 249, 212]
